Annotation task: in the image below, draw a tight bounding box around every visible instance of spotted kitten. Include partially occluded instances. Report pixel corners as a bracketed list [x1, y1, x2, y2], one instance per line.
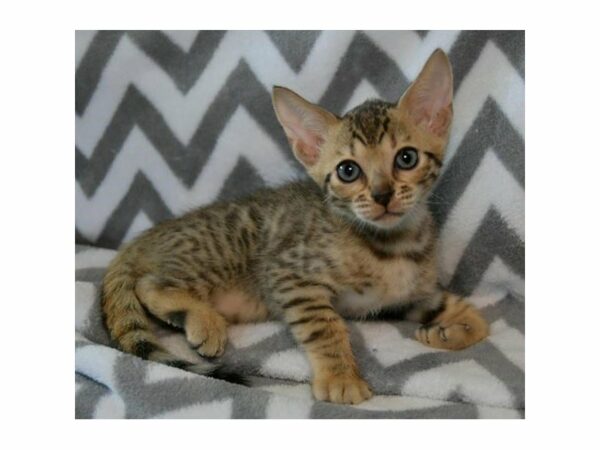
[102, 49, 489, 405]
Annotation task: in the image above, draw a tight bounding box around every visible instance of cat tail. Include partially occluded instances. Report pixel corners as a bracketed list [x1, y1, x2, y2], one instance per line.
[101, 264, 247, 385]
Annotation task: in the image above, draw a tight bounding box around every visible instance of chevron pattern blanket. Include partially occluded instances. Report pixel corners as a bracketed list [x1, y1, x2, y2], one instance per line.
[75, 30, 524, 419]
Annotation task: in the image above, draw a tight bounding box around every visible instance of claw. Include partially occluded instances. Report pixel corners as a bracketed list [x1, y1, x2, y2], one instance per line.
[191, 338, 207, 350]
[439, 327, 448, 342]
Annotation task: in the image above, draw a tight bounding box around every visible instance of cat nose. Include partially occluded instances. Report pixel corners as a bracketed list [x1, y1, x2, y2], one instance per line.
[372, 190, 394, 206]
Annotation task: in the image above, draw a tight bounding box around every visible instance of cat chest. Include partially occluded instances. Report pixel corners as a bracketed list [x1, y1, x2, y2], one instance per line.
[334, 259, 421, 318]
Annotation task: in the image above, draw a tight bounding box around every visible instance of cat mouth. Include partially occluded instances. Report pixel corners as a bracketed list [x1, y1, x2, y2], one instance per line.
[350, 208, 405, 229]
[364, 210, 405, 228]
[372, 211, 403, 222]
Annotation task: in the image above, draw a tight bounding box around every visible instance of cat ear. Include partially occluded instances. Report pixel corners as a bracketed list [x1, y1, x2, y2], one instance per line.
[272, 86, 339, 167]
[398, 49, 453, 137]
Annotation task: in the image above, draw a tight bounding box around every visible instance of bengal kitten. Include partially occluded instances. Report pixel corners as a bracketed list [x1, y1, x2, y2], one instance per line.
[102, 49, 489, 405]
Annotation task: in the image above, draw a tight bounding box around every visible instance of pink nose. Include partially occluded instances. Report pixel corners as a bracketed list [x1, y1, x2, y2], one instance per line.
[372, 190, 393, 206]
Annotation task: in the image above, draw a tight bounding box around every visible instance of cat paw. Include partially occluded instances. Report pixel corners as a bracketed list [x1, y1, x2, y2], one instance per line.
[186, 312, 228, 357]
[415, 304, 489, 350]
[312, 372, 372, 404]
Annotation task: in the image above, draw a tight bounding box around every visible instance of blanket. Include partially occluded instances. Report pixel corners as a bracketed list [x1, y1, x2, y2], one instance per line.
[75, 30, 524, 419]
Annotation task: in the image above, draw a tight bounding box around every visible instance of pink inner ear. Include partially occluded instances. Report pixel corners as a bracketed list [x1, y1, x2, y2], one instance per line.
[273, 88, 336, 167]
[296, 139, 321, 166]
[287, 121, 321, 151]
[277, 98, 326, 166]
[428, 108, 451, 137]
[284, 121, 322, 166]
[402, 53, 453, 137]
[406, 81, 452, 137]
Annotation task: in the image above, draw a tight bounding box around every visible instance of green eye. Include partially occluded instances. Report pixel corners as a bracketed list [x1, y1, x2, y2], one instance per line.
[395, 147, 419, 170]
[336, 160, 362, 183]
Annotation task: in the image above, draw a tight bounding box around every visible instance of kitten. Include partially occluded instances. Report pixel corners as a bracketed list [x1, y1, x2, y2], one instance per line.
[102, 49, 489, 405]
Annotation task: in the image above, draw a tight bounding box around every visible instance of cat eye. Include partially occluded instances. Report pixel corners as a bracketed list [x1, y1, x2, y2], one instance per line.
[395, 147, 419, 170]
[336, 160, 362, 183]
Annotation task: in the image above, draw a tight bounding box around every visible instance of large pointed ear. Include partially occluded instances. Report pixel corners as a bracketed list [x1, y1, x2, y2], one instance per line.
[398, 49, 453, 137]
[272, 86, 339, 167]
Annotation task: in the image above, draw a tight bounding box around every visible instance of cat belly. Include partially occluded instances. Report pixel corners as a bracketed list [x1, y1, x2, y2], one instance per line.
[334, 288, 410, 318]
[334, 288, 383, 318]
[335, 260, 421, 318]
[211, 288, 269, 323]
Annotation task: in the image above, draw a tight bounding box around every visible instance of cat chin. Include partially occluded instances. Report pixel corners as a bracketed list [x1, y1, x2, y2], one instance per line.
[333, 207, 407, 232]
[358, 212, 406, 231]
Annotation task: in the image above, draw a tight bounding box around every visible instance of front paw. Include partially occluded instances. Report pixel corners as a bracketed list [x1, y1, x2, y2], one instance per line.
[415, 304, 489, 350]
[312, 372, 372, 404]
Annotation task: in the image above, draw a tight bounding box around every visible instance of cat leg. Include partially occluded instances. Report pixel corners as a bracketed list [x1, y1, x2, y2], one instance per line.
[412, 291, 489, 350]
[135, 275, 228, 357]
[272, 283, 372, 404]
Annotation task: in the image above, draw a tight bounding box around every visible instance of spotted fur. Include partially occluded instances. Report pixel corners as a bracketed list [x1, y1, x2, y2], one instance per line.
[102, 49, 488, 405]
[345, 99, 394, 147]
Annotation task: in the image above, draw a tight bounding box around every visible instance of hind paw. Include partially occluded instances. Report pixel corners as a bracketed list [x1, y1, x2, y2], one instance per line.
[186, 311, 228, 357]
